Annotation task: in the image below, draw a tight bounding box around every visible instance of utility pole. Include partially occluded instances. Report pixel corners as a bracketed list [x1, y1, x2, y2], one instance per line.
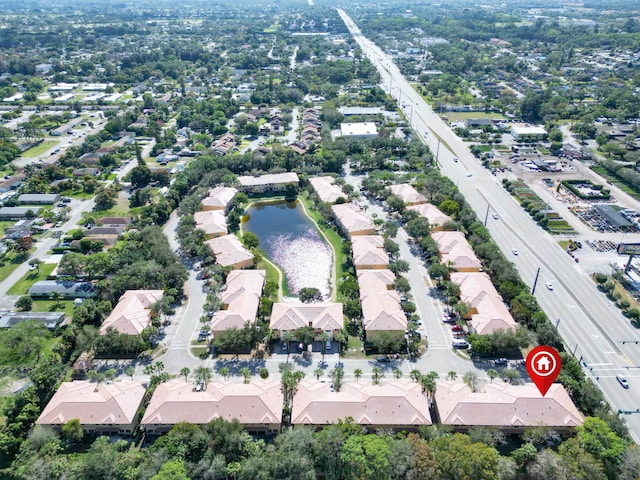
[531, 267, 541, 295]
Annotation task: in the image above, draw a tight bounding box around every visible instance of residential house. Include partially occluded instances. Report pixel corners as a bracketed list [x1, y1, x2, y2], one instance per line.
[213, 133, 236, 156]
[388, 184, 427, 206]
[100, 290, 164, 336]
[308, 176, 346, 204]
[210, 270, 265, 334]
[4, 219, 34, 239]
[357, 269, 406, 341]
[201, 186, 238, 212]
[351, 235, 389, 270]
[194, 210, 227, 239]
[292, 381, 431, 431]
[0, 207, 42, 219]
[29, 280, 97, 299]
[36, 381, 146, 435]
[141, 379, 283, 435]
[450, 272, 517, 335]
[17, 193, 61, 205]
[270, 302, 344, 341]
[0, 311, 65, 330]
[331, 203, 375, 239]
[99, 217, 132, 228]
[431, 231, 482, 272]
[72, 168, 100, 177]
[407, 203, 452, 231]
[204, 234, 254, 269]
[435, 382, 583, 434]
[237, 172, 299, 194]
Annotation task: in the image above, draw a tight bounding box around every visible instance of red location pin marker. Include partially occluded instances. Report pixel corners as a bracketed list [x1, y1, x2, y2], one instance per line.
[526, 345, 562, 396]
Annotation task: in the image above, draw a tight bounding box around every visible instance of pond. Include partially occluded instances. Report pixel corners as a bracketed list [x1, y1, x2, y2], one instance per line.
[242, 200, 333, 299]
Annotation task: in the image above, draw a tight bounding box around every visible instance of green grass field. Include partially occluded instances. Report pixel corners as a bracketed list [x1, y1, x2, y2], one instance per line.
[0, 249, 36, 283]
[31, 299, 74, 317]
[8, 263, 56, 295]
[21, 140, 57, 157]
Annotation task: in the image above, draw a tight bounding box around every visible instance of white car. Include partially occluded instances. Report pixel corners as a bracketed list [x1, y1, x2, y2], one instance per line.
[512, 248, 519, 255]
[545, 281, 554, 291]
[617, 374, 630, 389]
[466, 171, 473, 177]
[492, 213, 499, 220]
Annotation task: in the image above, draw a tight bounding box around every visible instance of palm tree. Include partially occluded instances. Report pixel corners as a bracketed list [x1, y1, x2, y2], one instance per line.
[410, 369, 422, 382]
[463, 371, 479, 392]
[447, 370, 457, 381]
[354, 368, 363, 381]
[219, 366, 230, 380]
[372, 367, 383, 385]
[125, 366, 135, 380]
[239, 367, 251, 384]
[393, 368, 403, 380]
[314, 368, 323, 380]
[180, 367, 190, 382]
[51, 291, 62, 308]
[487, 369, 498, 383]
[194, 366, 212, 388]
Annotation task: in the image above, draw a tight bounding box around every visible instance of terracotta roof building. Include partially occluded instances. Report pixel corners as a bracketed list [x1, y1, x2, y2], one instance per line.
[194, 210, 227, 239]
[36, 381, 146, 435]
[407, 203, 452, 231]
[210, 270, 265, 333]
[357, 269, 406, 339]
[205, 234, 254, 269]
[100, 290, 164, 335]
[332, 203, 375, 239]
[141, 379, 283, 434]
[308, 176, 346, 204]
[201, 186, 238, 212]
[431, 231, 482, 272]
[450, 272, 517, 335]
[237, 172, 299, 194]
[270, 302, 344, 340]
[292, 381, 431, 431]
[435, 382, 583, 433]
[388, 184, 427, 206]
[351, 235, 389, 270]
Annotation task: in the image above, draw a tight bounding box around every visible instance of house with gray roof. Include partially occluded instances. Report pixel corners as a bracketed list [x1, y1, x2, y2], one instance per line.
[29, 280, 97, 299]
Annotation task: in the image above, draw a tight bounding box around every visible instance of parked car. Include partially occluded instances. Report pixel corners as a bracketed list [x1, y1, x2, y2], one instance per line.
[325, 340, 331, 351]
[494, 358, 508, 366]
[451, 324, 463, 332]
[452, 339, 469, 349]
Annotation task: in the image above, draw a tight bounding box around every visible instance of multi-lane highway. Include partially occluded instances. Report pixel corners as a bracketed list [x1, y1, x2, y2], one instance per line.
[338, 8, 640, 441]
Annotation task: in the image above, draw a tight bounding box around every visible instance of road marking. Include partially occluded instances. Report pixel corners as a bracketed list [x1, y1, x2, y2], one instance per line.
[588, 363, 613, 366]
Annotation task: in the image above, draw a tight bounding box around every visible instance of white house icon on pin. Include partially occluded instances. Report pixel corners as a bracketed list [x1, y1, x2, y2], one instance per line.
[536, 355, 551, 372]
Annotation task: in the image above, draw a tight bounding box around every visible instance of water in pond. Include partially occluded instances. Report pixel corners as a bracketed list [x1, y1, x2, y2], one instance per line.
[243, 201, 332, 299]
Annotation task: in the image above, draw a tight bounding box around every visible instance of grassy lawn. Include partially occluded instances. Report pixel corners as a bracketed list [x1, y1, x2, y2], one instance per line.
[21, 140, 57, 157]
[31, 299, 75, 317]
[0, 249, 36, 283]
[446, 111, 508, 121]
[7, 263, 56, 295]
[0, 221, 15, 236]
[341, 335, 366, 359]
[591, 165, 640, 201]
